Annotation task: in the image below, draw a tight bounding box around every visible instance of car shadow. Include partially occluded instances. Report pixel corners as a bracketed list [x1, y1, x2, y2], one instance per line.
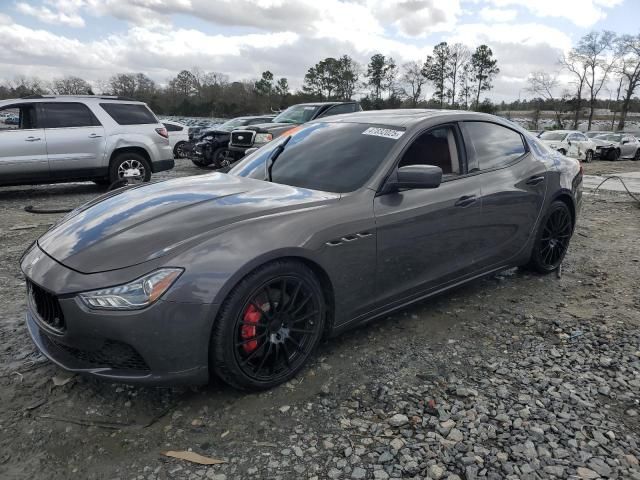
[0, 182, 106, 202]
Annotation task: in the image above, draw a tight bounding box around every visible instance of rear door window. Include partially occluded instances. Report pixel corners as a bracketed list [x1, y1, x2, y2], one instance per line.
[0, 104, 39, 130]
[463, 121, 526, 171]
[317, 104, 356, 118]
[100, 103, 157, 125]
[41, 102, 101, 128]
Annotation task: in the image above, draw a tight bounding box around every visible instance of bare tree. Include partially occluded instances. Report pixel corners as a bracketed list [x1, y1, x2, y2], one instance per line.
[526, 71, 563, 128]
[447, 43, 470, 108]
[400, 61, 427, 107]
[615, 34, 640, 130]
[560, 51, 588, 129]
[575, 31, 617, 130]
[51, 76, 92, 95]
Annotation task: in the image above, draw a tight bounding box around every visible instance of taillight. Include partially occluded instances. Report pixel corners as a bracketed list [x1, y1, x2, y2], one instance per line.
[155, 127, 168, 139]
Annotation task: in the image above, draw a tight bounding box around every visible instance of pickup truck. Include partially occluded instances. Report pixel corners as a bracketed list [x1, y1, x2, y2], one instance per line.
[228, 101, 362, 157]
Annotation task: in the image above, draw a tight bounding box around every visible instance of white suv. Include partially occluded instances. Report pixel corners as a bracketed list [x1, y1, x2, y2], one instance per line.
[0, 95, 174, 186]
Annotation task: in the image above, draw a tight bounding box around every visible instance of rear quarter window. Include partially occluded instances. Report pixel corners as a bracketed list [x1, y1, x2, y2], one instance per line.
[464, 121, 526, 170]
[100, 103, 158, 125]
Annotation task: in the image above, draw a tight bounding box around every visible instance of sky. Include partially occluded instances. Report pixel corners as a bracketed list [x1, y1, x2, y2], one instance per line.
[0, 0, 635, 102]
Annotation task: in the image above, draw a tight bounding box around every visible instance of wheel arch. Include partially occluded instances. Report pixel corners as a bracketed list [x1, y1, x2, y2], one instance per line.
[109, 146, 152, 166]
[209, 251, 336, 337]
[550, 191, 576, 228]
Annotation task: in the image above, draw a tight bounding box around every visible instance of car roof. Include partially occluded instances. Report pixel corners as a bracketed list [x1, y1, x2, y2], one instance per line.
[291, 101, 357, 107]
[314, 109, 499, 128]
[0, 95, 146, 106]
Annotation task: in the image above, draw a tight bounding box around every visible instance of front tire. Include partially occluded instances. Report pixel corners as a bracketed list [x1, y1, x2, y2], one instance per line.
[524, 200, 573, 274]
[109, 153, 151, 183]
[584, 150, 594, 163]
[634, 149, 640, 161]
[211, 260, 326, 391]
[174, 141, 187, 159]
[558, 148, 567, 156]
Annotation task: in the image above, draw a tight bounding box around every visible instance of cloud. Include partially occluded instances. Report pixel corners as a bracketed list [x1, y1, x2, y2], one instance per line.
[0, 13, 12, 25]
[479, 7, 517, 22]
[486, 0, 623, 28]
[16, 1, 86, 28]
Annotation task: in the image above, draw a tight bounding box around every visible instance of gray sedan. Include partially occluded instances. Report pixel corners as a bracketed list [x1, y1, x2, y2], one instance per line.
[21, 110, 583, 390]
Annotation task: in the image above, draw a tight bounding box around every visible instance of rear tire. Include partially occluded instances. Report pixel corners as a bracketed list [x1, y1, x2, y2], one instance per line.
[211, 260, 326, 391]
[634, 149, 640, 161]
[558, 148, 567, 156]
[109, 152, 151, 183]
[524, 200, 573, 274]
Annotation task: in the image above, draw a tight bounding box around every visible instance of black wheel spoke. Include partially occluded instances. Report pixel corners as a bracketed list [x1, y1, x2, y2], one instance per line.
[240, 341, 268, 366]
[249, 301, 272, 320]
[264, 287, 274, 313]
[291, 295, 312, 316]
[235, 333, 267, 347]
[288, 327, 316, 335]
[281, 342, 292, 367]
[290, 310, 318, 325]
[254, 342, 273, 374]
[285, 281, 302, 313]
[278, 278, 287, 313]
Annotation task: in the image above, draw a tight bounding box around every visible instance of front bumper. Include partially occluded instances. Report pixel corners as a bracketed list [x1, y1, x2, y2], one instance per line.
[22, 247, 214, 386]
[152, 158, 175, 173]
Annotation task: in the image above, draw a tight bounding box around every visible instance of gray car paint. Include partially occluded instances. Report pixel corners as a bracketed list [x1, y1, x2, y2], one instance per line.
[21, 110, 582, 385]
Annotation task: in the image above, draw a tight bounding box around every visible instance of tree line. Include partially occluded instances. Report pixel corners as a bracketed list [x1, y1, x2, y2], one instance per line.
[0, 43, 499, 118]
[525, 31, 640, 131]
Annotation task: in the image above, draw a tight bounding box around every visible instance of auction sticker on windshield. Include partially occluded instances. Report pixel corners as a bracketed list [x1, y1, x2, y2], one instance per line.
[362, 127, 404, 140]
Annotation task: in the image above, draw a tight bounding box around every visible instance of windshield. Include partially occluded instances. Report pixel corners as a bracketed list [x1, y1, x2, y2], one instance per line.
[219, 118, 248, 131]
[273, 105, 321, 124]
[595, 134, 622, 142]
[539, 131, 567, 141]
[229, 122, 403, 193]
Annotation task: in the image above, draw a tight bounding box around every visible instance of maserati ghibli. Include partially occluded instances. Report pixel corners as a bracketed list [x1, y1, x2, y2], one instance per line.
[21, 110, 582, 390]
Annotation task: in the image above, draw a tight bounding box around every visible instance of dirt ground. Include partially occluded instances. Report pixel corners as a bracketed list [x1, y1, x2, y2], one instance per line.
[0, 159, 638, 480]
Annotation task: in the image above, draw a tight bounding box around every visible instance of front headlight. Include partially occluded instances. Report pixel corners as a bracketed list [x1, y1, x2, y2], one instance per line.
[78, 268, 183, 310]
[254, 133, 273, 144]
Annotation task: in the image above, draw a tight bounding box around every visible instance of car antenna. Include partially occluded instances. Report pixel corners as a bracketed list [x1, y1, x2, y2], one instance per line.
[267, 136, 292, 182]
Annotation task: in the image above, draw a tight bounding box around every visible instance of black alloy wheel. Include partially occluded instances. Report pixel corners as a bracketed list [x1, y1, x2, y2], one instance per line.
[174, 141, 187, 159]
[211, 261, 325, 390]
[525, 200, 573, 273]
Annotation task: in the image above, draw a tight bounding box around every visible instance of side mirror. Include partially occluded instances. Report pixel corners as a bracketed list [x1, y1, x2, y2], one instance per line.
[567, 140, 572, 146]
[382, 165, 443, 194]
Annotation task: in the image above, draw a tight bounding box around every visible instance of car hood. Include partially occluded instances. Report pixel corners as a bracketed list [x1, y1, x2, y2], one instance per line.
[38, 174, 339, 274]
[591, 138, 617, 147]
[242, 122, 302, 136]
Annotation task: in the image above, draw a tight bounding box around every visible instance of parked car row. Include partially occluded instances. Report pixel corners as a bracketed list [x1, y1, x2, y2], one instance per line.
[186, 101, 363, 170]
[538, 129, 640, 162]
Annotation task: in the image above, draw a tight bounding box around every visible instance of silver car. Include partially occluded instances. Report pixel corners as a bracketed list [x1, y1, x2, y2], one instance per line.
[591, 133, 640, 161]
[0, 95, 174, 186]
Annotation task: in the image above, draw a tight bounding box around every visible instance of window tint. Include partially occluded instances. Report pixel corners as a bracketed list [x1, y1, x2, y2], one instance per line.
[163, 123, 183, 132]
[230, 122, 401, 193]
[42, 102, 100, 128]
[0, 104, 38, 130]
[464, 122, 526, 170]
[399, 126, 460, 176]
[100, 103, 157, 125]
[318, 104, 356, 118]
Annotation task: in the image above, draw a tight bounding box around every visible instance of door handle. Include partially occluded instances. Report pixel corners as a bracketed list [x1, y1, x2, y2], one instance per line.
[526, 175, 545, 186]
[25, 136, 41, 142]
[454, 195, 477, 207]
[88, 133, 102, 138]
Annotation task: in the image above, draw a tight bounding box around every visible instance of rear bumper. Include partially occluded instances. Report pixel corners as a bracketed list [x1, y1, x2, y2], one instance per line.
[152, 158, 175, 173]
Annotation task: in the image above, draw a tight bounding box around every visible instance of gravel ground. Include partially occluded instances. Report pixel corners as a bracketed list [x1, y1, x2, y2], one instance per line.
[0, 159, 639, 480]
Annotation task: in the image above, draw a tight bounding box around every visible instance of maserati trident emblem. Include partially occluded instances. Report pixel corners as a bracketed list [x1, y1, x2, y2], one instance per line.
[237, 135, 244, 140]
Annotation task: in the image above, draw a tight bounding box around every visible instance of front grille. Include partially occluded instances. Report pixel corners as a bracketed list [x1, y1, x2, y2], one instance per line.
[231, 130, 254, 147]
[28, 280, 65, 332]
[44, 336, 150, 371]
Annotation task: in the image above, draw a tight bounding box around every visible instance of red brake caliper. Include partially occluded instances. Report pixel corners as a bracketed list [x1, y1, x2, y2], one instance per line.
[241, 304, 262, 353]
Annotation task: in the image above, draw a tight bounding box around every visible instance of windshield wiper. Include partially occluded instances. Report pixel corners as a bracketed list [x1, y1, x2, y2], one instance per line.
[267, 136, 292, 182]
